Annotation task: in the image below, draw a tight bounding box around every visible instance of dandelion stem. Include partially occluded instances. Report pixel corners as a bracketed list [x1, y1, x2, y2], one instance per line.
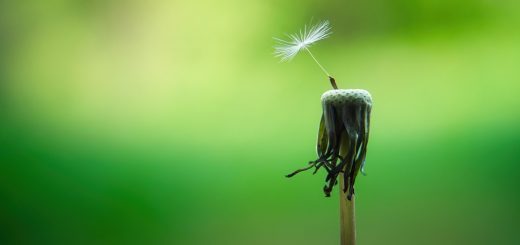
[339, 136, 356, 245]
[339, 177, 356, 245]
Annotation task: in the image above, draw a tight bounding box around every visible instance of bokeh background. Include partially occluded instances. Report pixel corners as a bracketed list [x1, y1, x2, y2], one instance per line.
[1, 0, 519, 244]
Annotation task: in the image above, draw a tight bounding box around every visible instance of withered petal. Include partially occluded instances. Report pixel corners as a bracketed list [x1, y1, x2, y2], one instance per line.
[286, 89, 372, 200]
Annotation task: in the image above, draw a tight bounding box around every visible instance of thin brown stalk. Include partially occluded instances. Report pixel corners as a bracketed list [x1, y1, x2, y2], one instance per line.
[339, 176, 356, 245]
[339, 136, 356, 245]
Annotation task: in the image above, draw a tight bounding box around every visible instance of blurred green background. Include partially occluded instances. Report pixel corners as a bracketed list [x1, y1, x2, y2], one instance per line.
[1, 0, 519, 244]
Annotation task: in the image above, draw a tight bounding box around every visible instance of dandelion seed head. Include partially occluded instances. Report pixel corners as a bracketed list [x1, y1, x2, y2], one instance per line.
[321, 89, 372, 106]
[273, 20, 332, 62]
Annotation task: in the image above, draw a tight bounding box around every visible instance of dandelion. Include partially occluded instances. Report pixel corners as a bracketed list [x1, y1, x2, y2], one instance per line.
[275, 20, 374, 245]
[286, 89, 373, 245]
[274, 20, 338, 89]
[286, 89, 372, 198]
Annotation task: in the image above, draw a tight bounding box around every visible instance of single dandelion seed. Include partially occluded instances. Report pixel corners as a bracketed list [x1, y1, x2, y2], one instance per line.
[273, 20, 338, 89]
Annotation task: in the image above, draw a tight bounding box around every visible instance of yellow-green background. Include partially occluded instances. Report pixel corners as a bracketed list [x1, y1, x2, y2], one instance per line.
[1, 0, 519, 244]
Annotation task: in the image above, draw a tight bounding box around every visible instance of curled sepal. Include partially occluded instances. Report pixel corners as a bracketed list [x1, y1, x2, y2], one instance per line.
[286, 89, 372, 201]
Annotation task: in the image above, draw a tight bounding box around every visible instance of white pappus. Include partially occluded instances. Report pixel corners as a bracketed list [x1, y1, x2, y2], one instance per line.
[273, 20, 333, 78]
